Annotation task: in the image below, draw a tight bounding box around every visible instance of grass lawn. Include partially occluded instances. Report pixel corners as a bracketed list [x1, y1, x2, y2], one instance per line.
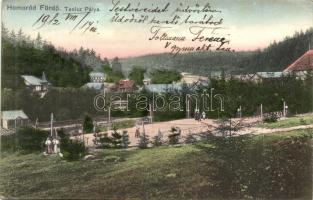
[258, 114, 313, 129]
[0, 129, 312, 199]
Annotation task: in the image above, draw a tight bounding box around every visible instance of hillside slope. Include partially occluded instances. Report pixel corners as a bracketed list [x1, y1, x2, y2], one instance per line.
[1, 29, 91, 89]
[0, 130, 311, 199]
[121, 28, 313, 75]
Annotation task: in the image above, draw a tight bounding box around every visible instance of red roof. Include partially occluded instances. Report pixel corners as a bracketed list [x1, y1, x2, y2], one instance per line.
[284, 50, 313, 72]
[118, 79, 135, 89]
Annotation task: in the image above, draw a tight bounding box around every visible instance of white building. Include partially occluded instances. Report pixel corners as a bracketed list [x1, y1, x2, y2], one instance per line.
[90, 72, 106, 83]
[180, 72, 209, 86]
[21, 72, 51, 97]
[1, 110, 30, 129]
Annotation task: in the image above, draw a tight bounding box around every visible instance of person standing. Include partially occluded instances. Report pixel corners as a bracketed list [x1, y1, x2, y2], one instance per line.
[202, 111, 206, 120]
[135, 126, 140, 138]
[45, 137, 52, 154]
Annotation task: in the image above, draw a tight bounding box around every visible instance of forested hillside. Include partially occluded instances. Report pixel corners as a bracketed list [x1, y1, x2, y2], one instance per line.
[121, 28, 313, 75]
[2, 25, 312, 89]
[1, 26, 106, 89]
[239, 28, 313, 72]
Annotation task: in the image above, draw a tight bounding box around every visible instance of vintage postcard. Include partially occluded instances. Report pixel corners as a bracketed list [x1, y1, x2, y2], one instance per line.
[1, 0, 313, 199]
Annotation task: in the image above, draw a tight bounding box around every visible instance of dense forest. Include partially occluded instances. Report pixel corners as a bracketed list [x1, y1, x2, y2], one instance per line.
[3, 25, 312, 89]
[2, 73, 312, 122]
[2, 25, 313, 121]
[1, 25, 108, 89]
[149, 73, 313, 122]
[121, 28, 313, 75]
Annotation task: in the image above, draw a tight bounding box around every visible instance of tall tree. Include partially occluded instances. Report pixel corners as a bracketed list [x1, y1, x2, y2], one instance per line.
[83, 115, 93, 133]
[103, 58, 110, 67]
[129, 66, 146, 85]
[111, 57, 122, 73]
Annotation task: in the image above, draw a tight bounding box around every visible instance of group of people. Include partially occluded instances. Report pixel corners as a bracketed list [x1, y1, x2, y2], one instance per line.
[195, 110, 206, 121]
[45, 136, 60, 154]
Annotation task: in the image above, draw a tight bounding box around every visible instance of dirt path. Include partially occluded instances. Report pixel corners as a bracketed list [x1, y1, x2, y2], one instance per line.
[238, 124, 313, 136]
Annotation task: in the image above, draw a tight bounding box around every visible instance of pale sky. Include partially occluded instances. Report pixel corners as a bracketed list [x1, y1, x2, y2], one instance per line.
[2, 0, 313, 59]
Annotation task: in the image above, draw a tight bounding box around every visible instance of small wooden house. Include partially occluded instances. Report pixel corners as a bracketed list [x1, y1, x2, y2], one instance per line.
[1, 110, 30, 129]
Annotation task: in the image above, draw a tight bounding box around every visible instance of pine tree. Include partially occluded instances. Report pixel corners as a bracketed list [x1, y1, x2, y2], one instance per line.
[98, 133, 112, 148]
[9, 30, 16, 44]
[35, 33, 42, 43]
[152, 135, 163, 147]
[111, 57, 122, 73]
[103, 58, 110, 67]
[121, 130, 130, 148]
[138, 132, 149, 149]
[168, 127, 181, 145]
[83, 115, 93, 133]
[17, 29, 24, 43]
[152, 129, 163, 147]
[111, 127, 122, 148]
[1, 23, 9, 39]
[184, 133, 197, 144]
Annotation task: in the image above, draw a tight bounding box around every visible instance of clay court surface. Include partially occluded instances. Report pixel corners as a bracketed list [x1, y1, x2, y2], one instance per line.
[78, 117, 263, 147]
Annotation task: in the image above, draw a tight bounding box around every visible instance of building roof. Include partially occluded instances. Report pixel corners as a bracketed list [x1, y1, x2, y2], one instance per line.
[89, 72, 105, 77]
[233, 74, 258, 80]
[83, 83, 105, 90]
[1, 110, 29, 120]
[181, 74, 208, 84]
[284, 50, 313, 72]
[21, 74, 50, 86]
[145, 84, 182, 93]
[119, 79, 135, 89]
[21, 75, 44, 86]
[256, 72, 284, 78]
[210, 71, 223, 77]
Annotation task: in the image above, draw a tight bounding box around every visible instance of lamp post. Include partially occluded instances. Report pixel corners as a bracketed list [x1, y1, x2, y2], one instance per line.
[50, 113, 53, 137]
[108, 106, 111, 132]
[282, 98, 286, 117]
[210, 88, 214, 111]
[45, 113, 54, 154]
[93, 121, 97, 145]
[149, 103, 153, 123]
[238, 95, 242, 118]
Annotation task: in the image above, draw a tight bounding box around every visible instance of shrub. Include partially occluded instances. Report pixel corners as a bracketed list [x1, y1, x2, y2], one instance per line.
[83, 115, 93, 133]
[299, 118, 307, 125]
[1, 127, 48, 153]
[138, 133, 150, 149]
[203, 132, 313, 199]
[96, 129, 129, 149]
[98, 133, 112, 149]
[151, 69, 181, 84]
[111, 128, 122, 148]
[263, 113, 279, 123]
[59, 130, 87, 161]
[62, 140, 87, 161]
[152, 134, 163, 147]
[121, 130, 130, 148]
[168, 127, 181, 145]
[184, 134, 197, 144]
